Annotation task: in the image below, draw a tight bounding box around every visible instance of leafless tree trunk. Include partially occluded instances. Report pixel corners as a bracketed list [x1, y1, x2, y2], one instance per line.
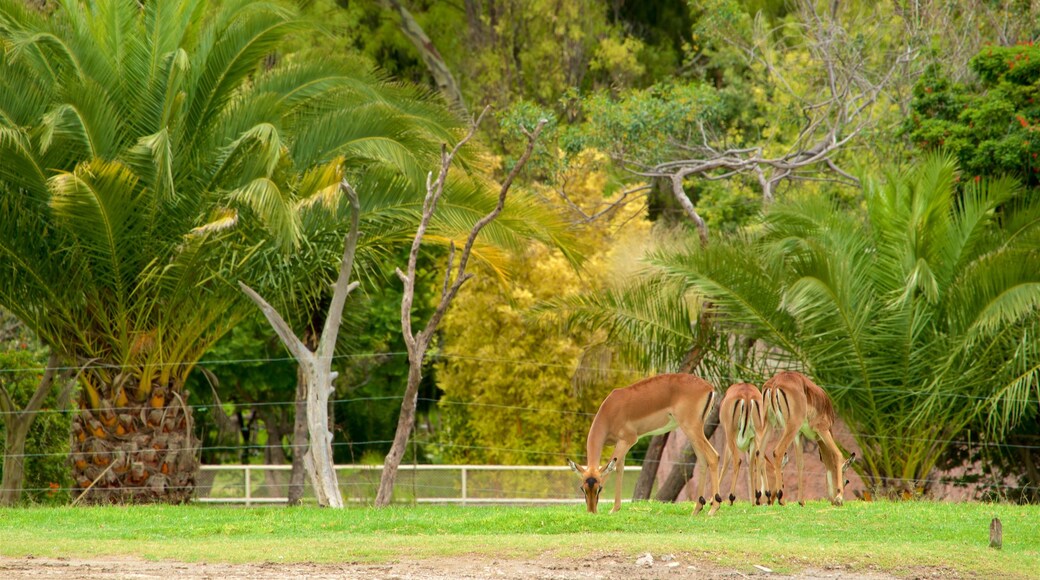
[240, 182, 361, 508]
[287, 361, 309, 505]
[0, 352, 61, 506]
[656, 404, 721, 502]
[631, 432, 668, 500]
[381, 0, 467, 112]
[374, 108, 547, 506]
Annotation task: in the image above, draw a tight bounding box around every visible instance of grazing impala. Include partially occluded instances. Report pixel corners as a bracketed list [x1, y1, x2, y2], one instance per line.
[719, 382, 767, 505]
[761, 371, 855, 506]
[567, 373, 723, 515]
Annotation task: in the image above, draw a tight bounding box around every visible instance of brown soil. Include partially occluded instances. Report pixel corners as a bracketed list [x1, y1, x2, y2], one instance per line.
[0, 553, 906, 579]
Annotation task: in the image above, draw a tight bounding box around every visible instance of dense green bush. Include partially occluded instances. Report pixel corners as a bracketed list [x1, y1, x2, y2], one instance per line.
[0, 348, 72, 505]
[907, 44, 1040, 188]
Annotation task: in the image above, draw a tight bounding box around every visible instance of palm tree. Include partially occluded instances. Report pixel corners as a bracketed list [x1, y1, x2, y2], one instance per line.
[0, 0, 567, 503]
[649, 154, 1040, 493]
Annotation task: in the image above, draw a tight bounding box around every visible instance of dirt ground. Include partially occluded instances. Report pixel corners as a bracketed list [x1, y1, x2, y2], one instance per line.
[0, 553, 908, 580]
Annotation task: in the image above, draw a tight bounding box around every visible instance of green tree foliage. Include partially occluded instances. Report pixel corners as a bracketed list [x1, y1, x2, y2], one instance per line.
[333, 0, 673, 111]
[434, 153, 647, 465]
[0, 341, 71, 505]
[908, 43, 1040, 188]
[651, 154, 1040, 494]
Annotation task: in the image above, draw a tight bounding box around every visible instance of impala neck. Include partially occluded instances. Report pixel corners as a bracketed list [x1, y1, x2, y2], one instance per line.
[585, 415, 609, 469]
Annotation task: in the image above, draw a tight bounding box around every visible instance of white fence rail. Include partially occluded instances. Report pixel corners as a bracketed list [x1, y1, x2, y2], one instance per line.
[196, 464, 644, 506]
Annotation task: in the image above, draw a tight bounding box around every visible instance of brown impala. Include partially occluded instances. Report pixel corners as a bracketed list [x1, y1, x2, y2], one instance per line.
[719, 382, 768, 505]
[761, 371, 855, 506]
[568, 373, 723, 515]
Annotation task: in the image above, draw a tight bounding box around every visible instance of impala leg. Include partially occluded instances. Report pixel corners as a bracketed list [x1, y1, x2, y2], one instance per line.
[744, 447, 753, 505]
[757, 423, 772, 505]
[722, 437, 741, 505]
[609, 441, 633, 514]
[770, 423, 800, 506]
[817, 430, 844, 505]
[794, 435, 805, 506]
[683, 424, 721, 516]
[752, 447, 767, 505]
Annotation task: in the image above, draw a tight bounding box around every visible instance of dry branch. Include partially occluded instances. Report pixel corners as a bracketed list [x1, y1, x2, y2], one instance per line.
[240, 180, 361, 508]
[637, 0, 915, 241]
[375, 109, 548, 506]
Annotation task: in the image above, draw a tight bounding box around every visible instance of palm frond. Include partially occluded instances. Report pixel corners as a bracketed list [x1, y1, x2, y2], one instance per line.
[534, 275, 696, 373]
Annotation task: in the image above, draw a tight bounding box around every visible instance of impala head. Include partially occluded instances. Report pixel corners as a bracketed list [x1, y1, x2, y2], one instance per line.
[567, 457, 617, 513]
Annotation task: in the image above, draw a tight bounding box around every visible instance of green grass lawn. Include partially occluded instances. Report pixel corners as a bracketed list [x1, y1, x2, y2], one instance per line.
[1, 500, 1037, 577]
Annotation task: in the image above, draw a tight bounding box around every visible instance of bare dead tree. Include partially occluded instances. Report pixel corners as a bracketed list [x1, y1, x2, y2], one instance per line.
[625, 0, 915, 242]
[239, 181, 361, 508]
[381, 0, 468, 113]
[374, 109, 547, 506]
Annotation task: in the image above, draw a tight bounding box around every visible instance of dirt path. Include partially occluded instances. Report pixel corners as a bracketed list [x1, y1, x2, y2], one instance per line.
[0, 553, 902, 579]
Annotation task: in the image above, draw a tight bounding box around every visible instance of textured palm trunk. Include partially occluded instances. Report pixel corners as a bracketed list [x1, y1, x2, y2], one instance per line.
[70, 375, 197, 504]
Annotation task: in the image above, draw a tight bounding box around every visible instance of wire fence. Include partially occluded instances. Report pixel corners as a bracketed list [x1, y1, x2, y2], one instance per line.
[0, 350, 1036, 404]
[1, 350, 1037, 500]
[5, 461, 1037, 501]
[0, 391, 1036, 461]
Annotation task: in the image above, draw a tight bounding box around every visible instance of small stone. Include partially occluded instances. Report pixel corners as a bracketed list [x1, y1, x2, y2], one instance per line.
[635, 553, 653, 567]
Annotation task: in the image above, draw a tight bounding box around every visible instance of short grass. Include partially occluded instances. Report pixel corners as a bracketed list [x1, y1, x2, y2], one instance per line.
[0, 500, 1037, 577]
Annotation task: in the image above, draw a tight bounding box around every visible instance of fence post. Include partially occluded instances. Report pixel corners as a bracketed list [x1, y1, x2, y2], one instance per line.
[461, 466, 468, 506]
[245, 465, 252, 507]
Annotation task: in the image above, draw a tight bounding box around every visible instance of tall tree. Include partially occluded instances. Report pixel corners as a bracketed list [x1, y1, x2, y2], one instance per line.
[0, 349, 71, 506]
[375, 113, 548, 506]
[0, 0, 462, 503]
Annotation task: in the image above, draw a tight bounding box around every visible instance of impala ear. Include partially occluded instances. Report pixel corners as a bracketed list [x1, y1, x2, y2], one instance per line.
[602, 457, 618, 475]
[567, 458, 583, 474]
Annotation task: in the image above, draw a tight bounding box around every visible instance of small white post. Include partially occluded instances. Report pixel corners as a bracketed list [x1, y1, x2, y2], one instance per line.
[461, 466, 468, 506]
[245, 465, 252, 507]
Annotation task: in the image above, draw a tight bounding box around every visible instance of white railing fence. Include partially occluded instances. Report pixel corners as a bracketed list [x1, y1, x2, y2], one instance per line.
[196, 464, 644, 506]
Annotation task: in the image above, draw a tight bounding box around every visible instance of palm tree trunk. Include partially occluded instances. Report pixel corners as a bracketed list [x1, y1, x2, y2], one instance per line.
[70, 374, 198, 504]
[382, 0, 467, 112]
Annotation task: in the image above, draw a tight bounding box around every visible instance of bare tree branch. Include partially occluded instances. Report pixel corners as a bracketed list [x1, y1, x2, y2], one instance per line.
[375, 111, 547, 506]
[317, 180, 363, 361]
[240, 179, 363, 508]
[642, 0, 915, 219]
